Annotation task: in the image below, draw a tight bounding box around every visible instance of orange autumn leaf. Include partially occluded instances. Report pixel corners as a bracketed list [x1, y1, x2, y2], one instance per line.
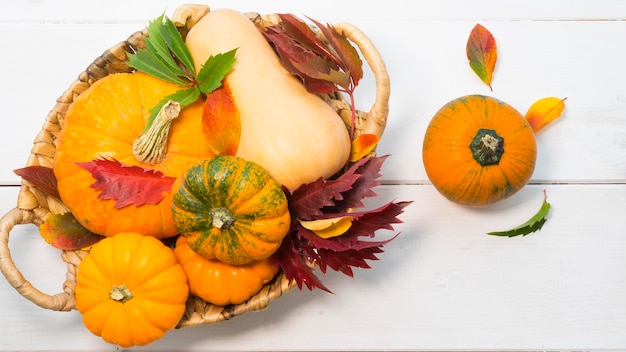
[202, 83, 241, 155]
[525, 97, 567, 133]
[467, 23, 497, 91]
[350, 133, 380, 162]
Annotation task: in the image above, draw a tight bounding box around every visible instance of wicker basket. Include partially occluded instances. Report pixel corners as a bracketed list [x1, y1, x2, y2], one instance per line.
[0, 4, 390, 328]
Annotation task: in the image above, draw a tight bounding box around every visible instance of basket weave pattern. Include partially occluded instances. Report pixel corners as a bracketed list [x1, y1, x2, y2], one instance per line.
[0, 4, 390, 328]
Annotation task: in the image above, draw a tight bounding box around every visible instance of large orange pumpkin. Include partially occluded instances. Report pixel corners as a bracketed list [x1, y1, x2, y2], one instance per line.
[422, 95, 537, 206]
[53, 72, 214, 238]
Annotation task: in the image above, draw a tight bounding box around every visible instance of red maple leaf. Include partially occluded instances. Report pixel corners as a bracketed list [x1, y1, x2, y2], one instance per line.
[277, 156, 412, 292]
[286, 174, 359, 219]
[274, 235, 331, 293]
[76, 158, 176, 208]
[308, 247, 385, 277]
[333, 155, 388, 211]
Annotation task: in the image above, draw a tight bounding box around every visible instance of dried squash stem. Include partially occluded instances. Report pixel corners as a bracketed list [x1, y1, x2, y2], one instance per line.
[132, 100, 180, 165]
[109, 285, 134, 303]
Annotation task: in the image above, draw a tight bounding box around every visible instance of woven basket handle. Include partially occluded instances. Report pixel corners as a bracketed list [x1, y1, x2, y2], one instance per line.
[0, 208, 75, 311]
[332, 22, 391, 138]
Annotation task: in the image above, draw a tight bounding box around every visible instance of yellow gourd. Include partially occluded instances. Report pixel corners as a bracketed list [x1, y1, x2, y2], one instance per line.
[185, 8, 351, 190]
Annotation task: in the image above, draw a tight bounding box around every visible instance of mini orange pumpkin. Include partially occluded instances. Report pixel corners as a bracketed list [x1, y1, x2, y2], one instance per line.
[53, 72, 215, 238]
[75, 232, 189, 348]
[422, 95, 537, 206]
[173, 236, 280, 306]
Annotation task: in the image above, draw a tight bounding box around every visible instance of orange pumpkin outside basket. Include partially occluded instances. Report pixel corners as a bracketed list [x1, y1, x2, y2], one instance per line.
[422, 95, 537, 206]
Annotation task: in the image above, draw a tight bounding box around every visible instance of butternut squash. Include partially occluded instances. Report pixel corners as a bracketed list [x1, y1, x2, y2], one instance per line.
[185, 9, 351, 190]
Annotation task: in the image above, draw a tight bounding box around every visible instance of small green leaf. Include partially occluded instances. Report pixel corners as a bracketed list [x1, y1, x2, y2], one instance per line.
[128, 50, 187, 86]
[128, 14, 193, 87]
[159, 17, 197, 77]
[197, 48, 238, 93]
[145, 38, 187, 81]
[144, 15, 186, 77]
[487, 191, 551, 237]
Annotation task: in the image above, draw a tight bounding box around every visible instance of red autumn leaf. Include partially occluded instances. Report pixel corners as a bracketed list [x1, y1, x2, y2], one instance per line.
[263, 27, 345, 93]
[39, 212, 104, 250]
[333, 156, 388, 211]
[287, 174, 360, 219]
[277, 154, 412, 292]
[202, 83, 241, 156]
[274, 235, 331, 293]
[310, 247, 385, 276]
[261, 14, 363, 136]
[307, 16, 363, 88]
[277, 13, 343, 66]
[13, 165, 60, 199]
[76, 158, 176, 208]
[467, 23, 497, 91]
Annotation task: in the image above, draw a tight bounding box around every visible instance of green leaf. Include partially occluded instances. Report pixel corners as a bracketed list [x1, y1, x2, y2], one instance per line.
[144, 15, 186, 78]
[197, 48, 238, 93]
[143, 87, 201, 133]
[128, 50, 187, 86]
[159, 16, 197, 77]
[487, 191, 551, 237]
[128, 14, 193, 87]
[145, 36, 187, 80]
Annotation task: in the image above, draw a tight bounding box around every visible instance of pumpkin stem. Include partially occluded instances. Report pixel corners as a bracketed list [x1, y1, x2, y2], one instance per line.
[210, 207, 236, 230]
[109, 285, 134, 303]
[470, 129, 504, 166]
[132, 100, 180, 165]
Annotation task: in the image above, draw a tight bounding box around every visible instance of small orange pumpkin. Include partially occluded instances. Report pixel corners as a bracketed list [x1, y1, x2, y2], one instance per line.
[422, 95, 537, 206]
[75, 232, 189, 348]
[53, 72, 215, 238]
[173, 236, 280, 306]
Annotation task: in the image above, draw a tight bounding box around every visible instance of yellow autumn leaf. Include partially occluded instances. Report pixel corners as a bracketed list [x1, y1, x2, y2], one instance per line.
[525, 97, 566, 133]
[350, 133, 380, 162]
[299, 216, 354, 239]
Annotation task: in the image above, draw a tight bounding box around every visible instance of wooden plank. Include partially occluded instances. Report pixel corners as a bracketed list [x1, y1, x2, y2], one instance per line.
[1, 184, 625, 350]
[2, 0, 626, 22]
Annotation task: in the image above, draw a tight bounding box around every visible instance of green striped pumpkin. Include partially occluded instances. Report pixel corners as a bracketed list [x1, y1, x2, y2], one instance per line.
[171, 155, 291, 265]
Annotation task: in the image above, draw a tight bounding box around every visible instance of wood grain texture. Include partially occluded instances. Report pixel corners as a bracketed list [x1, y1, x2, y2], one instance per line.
[1, 0, 625, 350]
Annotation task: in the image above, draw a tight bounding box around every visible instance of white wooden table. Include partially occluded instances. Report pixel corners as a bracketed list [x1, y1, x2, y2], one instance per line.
[1, 1, 625, 350]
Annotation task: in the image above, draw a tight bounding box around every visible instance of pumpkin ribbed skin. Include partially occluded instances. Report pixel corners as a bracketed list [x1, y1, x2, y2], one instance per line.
[53, 72, 214, 238]
[172, 155, 291, 265]
[422, 95, 537, 206]
[75, 232, 189, 348]
[174, 236, 280, 306]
